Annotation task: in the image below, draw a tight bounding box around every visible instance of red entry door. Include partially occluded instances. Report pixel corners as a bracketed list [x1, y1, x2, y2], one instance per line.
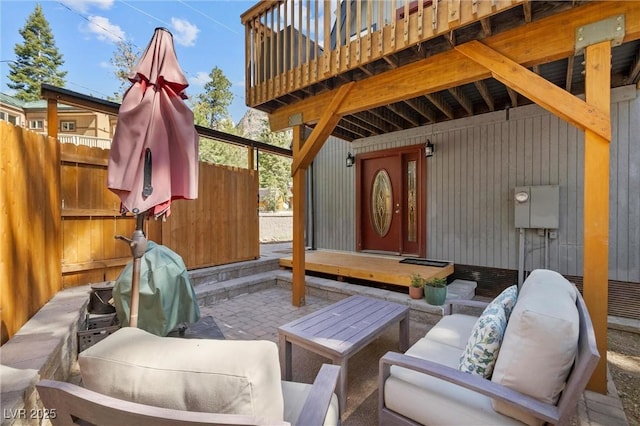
[358, 148, 423, 256]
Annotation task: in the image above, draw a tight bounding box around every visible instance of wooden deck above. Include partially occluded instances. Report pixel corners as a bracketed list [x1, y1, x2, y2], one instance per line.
[279, 249, 453, 287]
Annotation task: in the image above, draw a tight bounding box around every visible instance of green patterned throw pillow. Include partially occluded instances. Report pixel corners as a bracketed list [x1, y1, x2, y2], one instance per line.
[458, 286, 517, 378]
[491, 285, 518, 319]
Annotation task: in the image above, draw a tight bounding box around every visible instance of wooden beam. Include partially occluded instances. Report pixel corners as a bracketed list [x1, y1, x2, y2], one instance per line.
[583, 40, 611, 394]
[291, 82, 354, 175]
[291, 125, 306, 307]
[353, 111, 395, 133]
[480, 18, 492, 37]
[566, 55, 575, 92]
[389, 103, 421, 127]
[369, 108, 404, 130]
[41, 84, 120, 116]
[345, 114, 387, 134]
[268, 1, 640, 131]
[404, 98, 437, 123]
[626, 48, 640, 84]
[473, 80, 495, 111]
[425, 93, 455, 119]
[448, 86, 473, 115]
[455, 40, 610, 140]
[522, 0, 532, 24]
[506, 87, 519, 108]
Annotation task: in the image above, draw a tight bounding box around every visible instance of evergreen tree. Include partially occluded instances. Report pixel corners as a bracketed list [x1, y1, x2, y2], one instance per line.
[257, 119, 292, 210]
[191, 66, 242, 166]
[109, 40, 140, 101]
[193, 66, 233, 129]
[7, 4, 66, 101]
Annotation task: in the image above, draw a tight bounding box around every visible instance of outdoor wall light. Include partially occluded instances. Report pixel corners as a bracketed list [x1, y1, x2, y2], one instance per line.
[346, 152, 355, 167]
[425, 140, 435, 157]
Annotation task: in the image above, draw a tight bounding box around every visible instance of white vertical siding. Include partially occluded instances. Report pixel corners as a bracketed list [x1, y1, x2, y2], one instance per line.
[314, 86, 639, 283]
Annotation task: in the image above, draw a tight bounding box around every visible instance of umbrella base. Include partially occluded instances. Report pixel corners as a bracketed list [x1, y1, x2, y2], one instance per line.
[166, 316, 225, 340]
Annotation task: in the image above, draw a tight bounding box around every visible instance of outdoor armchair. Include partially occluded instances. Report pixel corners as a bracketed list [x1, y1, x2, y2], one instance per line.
[37, 327, 340, 426]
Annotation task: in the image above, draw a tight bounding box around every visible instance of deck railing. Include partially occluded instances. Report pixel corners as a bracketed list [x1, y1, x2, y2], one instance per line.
[241, 0, 525, 107]
[57, 133, 112, 149]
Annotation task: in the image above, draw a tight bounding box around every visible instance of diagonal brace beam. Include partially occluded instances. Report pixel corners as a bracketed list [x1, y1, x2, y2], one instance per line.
[455, 40, 610, 141]
[291, 82, 354, 175]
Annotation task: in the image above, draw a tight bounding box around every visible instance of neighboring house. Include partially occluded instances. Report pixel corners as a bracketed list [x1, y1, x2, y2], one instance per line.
[0, 92, 26, 126]
[0, 92, 114, 149]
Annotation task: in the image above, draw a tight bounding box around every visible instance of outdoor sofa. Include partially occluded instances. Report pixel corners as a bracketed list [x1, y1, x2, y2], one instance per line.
[37, 327, 340, 425]
[379, 269, 600, 425]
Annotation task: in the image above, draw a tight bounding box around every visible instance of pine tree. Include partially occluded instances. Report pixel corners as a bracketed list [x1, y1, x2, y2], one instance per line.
[193, 66, 233, 129]
[7, 4, 66, 102]
[191, 66, 242, 166]
[257, 120, 292, 210]
[110, 40, 141, 101]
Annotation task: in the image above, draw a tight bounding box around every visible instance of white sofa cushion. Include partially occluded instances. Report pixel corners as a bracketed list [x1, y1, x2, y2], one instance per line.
[423, 314, 478, 349]
[491, 269, 579, 425]
[387, 338, 522, 425]
[79, 327, 285, 422]
[384, 375, 524, 426]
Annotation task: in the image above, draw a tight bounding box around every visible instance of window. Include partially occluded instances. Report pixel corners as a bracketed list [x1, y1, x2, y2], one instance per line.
[61, 121, 76, 132]
[30, 120, 44, 129]
[1, 111, 19, 125]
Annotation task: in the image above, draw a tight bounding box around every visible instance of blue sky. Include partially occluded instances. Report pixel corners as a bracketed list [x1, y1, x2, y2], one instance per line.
[0, 0, 257, 123]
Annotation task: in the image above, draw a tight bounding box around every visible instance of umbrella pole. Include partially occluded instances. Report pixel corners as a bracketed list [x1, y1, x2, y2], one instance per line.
[116, 213, 148, 328]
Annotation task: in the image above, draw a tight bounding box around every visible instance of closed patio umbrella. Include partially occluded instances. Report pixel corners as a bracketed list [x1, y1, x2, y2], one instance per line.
[107, 27, 198, 328]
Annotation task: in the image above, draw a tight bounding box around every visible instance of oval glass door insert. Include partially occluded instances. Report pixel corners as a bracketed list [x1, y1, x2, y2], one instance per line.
[371, 170, 393, 236]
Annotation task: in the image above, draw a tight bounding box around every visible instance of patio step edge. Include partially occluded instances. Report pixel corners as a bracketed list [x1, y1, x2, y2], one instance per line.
[195, 271, 279, 306]
[189, 257, 280, 288]
[273, 271, 477, 325]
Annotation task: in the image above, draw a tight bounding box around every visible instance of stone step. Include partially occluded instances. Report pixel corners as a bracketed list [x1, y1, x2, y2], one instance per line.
[446, 279, 477, 300]
[188, 257, 280, 288]
[195, 271, 279, 306]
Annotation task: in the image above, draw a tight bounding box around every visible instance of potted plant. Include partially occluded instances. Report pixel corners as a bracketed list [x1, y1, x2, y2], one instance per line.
[424, 277, 447, 305]
[409, 273, 424, 299]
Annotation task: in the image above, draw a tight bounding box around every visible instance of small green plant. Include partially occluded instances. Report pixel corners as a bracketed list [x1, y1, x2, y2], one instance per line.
[425, 277, 447, 288]
[410, 273, 424, 288]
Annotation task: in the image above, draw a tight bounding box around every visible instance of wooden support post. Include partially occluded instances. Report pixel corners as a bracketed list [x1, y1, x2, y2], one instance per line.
[583, 40, 611, 394]
[292, 125, 306, 307]
[47, 98, 58, 140]
[47, 97, 62, 296]
[247, 146, 255, 170]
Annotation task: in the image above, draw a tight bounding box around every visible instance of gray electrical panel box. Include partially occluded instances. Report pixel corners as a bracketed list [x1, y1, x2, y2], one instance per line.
[514, 185, 560, 229]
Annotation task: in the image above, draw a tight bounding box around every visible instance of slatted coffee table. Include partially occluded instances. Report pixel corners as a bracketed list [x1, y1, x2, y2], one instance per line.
[278, 295, 410, 414]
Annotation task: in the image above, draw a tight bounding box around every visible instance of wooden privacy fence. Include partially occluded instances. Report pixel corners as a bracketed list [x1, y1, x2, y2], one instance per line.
[1, 122, 260, 344]
[60, 143, 260, 286]
[1, 122, 60, 345]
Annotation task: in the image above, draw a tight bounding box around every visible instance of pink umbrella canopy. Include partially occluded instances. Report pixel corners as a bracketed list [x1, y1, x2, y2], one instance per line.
[108, 27, 198, 218]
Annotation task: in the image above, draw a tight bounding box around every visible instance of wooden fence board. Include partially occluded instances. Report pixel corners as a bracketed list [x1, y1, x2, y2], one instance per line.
[1, 123, 61, 344]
